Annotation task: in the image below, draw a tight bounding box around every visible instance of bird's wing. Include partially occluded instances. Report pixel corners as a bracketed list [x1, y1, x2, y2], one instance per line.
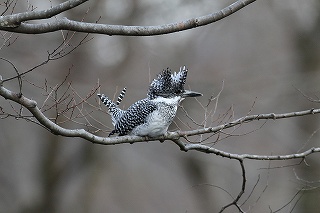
[114, 99, 157, 136]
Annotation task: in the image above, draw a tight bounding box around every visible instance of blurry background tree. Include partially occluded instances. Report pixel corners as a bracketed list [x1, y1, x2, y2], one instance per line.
[0, 0, 320, 212]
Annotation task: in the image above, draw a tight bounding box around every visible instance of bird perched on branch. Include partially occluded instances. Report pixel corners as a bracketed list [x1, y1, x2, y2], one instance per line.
[98, 66, 202, 137]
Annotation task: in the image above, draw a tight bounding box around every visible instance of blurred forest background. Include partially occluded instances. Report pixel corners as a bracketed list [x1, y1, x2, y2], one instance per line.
[1, 0, 320, 212]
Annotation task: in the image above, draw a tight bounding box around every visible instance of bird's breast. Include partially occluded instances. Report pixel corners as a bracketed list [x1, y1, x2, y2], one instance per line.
[131, 103, 178, 137]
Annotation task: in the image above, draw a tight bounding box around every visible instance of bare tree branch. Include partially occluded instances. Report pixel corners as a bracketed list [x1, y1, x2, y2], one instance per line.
[0, 0, 88, 27]
[0, 0, 257, 35]
[1, 31, 91, 83]
[219, 159, 246, 213]
[179, 108, 320, 137]
[1, 81, 320, 162]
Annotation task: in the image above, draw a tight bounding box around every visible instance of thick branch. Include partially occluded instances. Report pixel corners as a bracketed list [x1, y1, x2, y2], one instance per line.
[0, 0, 257, 35]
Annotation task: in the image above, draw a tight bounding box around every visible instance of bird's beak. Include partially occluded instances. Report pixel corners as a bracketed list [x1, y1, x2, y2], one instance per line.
[182, 90, 203, 98]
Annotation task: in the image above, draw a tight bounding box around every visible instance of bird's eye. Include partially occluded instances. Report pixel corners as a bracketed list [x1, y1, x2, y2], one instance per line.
[176, 90, 183, 95]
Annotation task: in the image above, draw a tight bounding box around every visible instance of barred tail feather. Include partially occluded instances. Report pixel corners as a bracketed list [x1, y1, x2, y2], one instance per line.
[97, 93, 124, 126]
[116, 87, 126, 105]
[97, 94, 116, 111]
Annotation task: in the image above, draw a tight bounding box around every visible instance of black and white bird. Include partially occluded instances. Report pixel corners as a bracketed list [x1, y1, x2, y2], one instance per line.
[97, 66, 202, 137]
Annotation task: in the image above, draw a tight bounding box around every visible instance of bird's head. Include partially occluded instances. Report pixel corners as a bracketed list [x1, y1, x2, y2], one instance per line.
[147, 66, 202, 100]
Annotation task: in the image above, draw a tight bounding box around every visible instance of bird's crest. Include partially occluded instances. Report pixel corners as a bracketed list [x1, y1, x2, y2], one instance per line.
[147, 66, 188, 99]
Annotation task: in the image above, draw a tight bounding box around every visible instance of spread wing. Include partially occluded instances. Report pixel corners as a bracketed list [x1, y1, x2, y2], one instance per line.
[110, 99, 157, 136]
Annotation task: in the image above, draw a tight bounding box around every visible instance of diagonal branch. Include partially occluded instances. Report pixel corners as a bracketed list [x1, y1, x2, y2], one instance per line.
[0, 0, 257, 35]
[182, 143, 320, 161]
[178, 109, 320, 137]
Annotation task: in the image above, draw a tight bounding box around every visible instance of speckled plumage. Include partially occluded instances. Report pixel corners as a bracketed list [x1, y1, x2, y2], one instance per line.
[147, 66, 188, 100]
[98, 66, 201, 137]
